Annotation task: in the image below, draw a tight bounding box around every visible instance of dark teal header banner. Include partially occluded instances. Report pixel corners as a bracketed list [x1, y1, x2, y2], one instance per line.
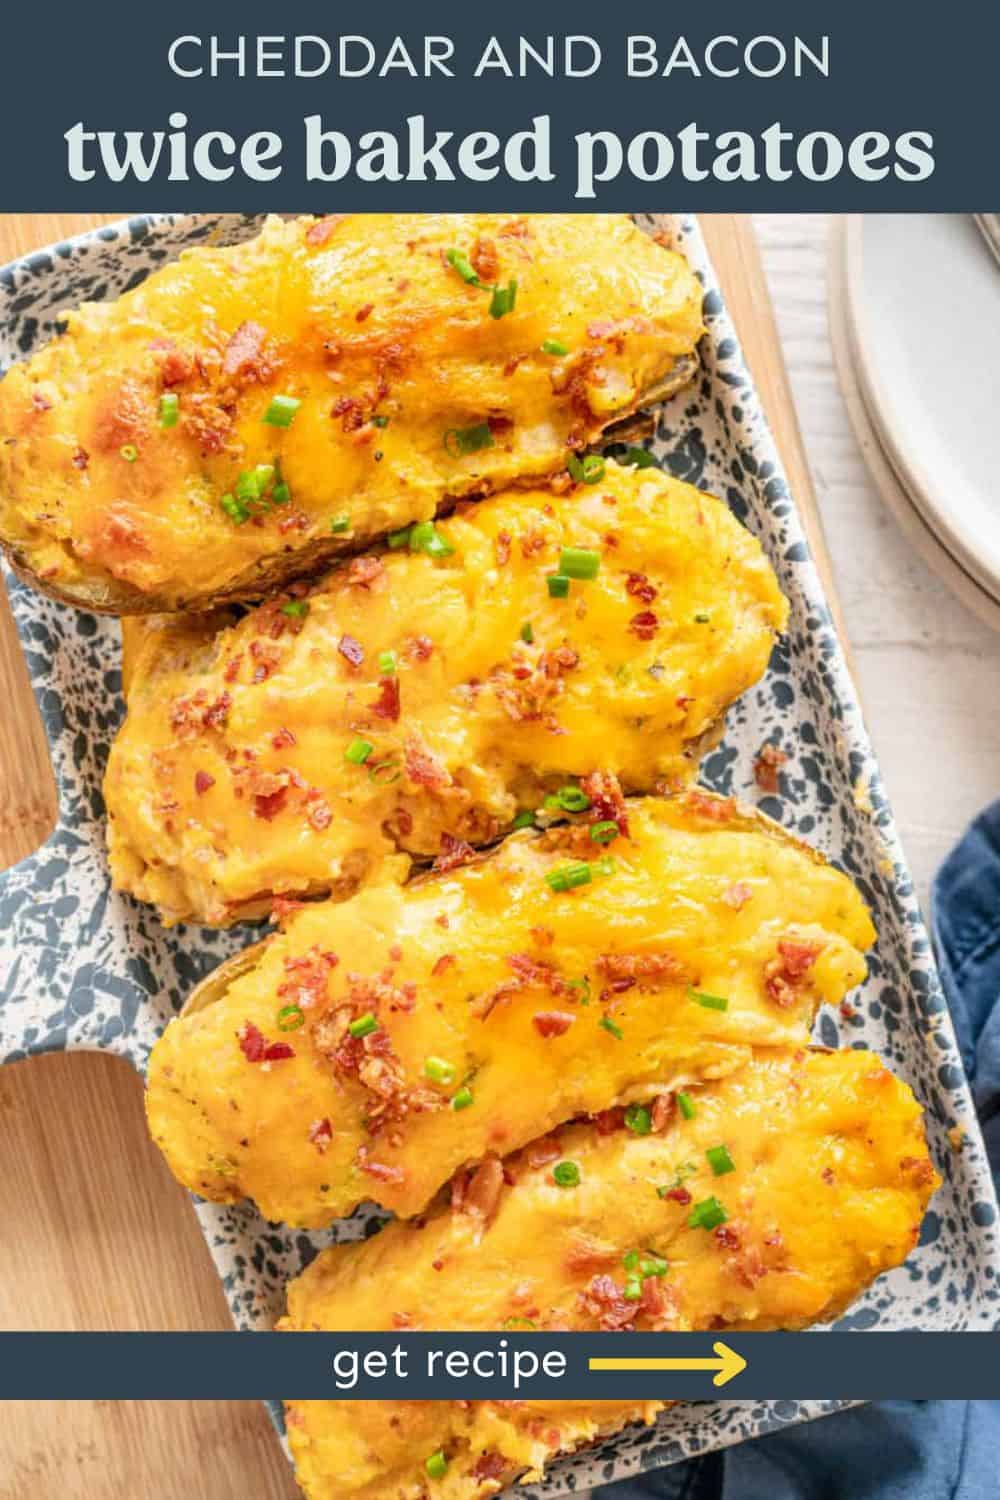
[3, 1333, 1000, 1399]
[0, 0, 996, 207]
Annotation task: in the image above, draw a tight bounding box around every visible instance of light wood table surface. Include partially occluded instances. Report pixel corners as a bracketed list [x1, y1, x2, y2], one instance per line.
[0, 212, 841, 1499]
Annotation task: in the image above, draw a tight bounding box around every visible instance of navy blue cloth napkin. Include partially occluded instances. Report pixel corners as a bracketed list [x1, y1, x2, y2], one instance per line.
[595, 801, 1000, 1500]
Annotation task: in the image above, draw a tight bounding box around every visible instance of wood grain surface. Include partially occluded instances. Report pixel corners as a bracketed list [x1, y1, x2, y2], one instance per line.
[0, 213, 841, 1499]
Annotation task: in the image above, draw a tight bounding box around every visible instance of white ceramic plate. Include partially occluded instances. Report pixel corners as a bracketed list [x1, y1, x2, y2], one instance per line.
[836, 214, 1000, 614]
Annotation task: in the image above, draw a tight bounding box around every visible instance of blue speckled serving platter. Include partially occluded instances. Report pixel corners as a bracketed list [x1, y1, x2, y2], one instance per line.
[1, 213, 997, 1494]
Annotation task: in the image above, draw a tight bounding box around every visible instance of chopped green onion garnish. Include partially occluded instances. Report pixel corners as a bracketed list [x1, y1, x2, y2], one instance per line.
[263, 394, 301, 428]
[489, 278, 518, 319]
[541, 338, 569, 356]
[706, 1144, 735, 1177]
[426, 1451, 449, 1481]
[220, 494, 250, 524]
[622, 445, 658, 469]
[623, 1249, 640, 1272]
[688, 987, 729, 1012]
[590, 820, 619, 844]
[694, 612, 711, 624]
[330, 514, 351, 533]
[371, 414, 390, 428]
[556, 785, 591, 813]
[378, 650, 398, 676]
[444, 422, 494, 457]
[559, 546, 601, 581]
[502, 1316, 537, 1330]
[553, 1160, 581, 1188]
[119, 444, 138, 463]
[677, 1091, 696, 1120]
[158, 393, 179, 429]
[348, 1013, 379, 1039]
[546, 861, 592, 893]
[446, 248, 480, 284]
[623, 1275, 643, 1302]
[387, 526, 413, 548]
[547, 574, 570, 599]
[600, 1015, 624, 1041]
[512, 810, 536, 831]
[566, 453, 606, 485]
[235, 464, 274, 503]
[277, 1004, 305, 1032]
[345, 738, 374, 765]
[451, 1086, 474, 1111]
[520, 622, 534, 644]
[368, 755, 402, 784]
[625, 1103, 652, 1136]
[688, 1196, 728, 1231]
[281, 600, 309, 619]
[424, 1056, 456, 1086]
[409, 520, 455, 558]
[640, 1254, 669, 1278]
[272, 482, 291, 506]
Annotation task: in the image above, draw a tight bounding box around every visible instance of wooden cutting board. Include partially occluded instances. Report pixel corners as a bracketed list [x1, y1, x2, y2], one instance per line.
[0, 213, 845, 1499]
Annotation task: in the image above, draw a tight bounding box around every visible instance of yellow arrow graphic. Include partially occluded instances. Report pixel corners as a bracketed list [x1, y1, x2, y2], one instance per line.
[589, 1340, 747, 1389]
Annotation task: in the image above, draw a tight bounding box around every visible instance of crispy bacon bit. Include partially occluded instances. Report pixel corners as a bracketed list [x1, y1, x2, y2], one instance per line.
[306, 215, 348, 246]
[372, 676, 401, 722]
[337, 633, 364, 668]
[723, 881, 753, 910]
[194, 771, 215, 796]
[639, 1273, 677, 1327]
[687, 790, 736, 823]
[432, 954, 456, 978]
[495, 531, 512, 566]
[92, 377, 150, 452]
[271, 896, 305, 927]
[578, 1275, 635, 1331]
[404, 734, 452, 791]
[391, 1312, 412, 1329]
[580, 771, 630, 838]
[434, 832, 475, 873]
[663, 1185, 692, 1205]
[31, 390, 53, 413]
[822, 1166, 836, 1185]
[463, 1156, 504, 1225]
[407, 634, 434, 662]
[272, 727, 296, 751]
[308, 1118, 333, 1154]
[331, 395, 365, 432]
[519, 528, 547, 559]
[356, 1147, 405, 1184]
[348, 555, 385, 589]
[629, 610, 659, 641]
[714, 1224, 741, 1250]
[651, 1093, 674, 1133]
[754, 743, 788, 794]
[764, 937, 824, 1009]
[626, 572, 658, 604]
[382, 807, 414, 842]
[155, 344, 195, 388]
[307, 798, 333, 832]
[592, 1106, 626, 1135]
[222, 321, 274, 383]
[563, 1237, 618, 1274]
[597, 952, 684, 988]
[71, 446, 89, 470]
[900, 1155, 936, 1187]
[470, 1453, 507, 1485]
[471, 236, 500, 283]
[278, 947, 339, 1010]
[181, 391, 233, 456]
[223, 654, 244, 684]
[254, 784, 289, 822]
[506, 953, 574, 999]
[355, 302, 374, 323]
[238, 1021, 295, 1064]
[532, 1010, 576, 1038]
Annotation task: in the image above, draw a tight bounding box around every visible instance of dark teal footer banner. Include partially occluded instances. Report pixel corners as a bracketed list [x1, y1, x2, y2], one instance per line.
[2, 1333, 999, 1400]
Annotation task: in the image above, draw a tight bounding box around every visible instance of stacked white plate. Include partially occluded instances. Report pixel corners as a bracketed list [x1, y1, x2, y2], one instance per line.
[829, 214, 1000, 630]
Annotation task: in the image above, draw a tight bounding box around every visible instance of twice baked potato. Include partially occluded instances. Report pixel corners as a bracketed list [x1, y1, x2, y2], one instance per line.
[145, 792, 875, 1227]
[280, 1045, 938, 1500]
[106, 462, 787, 926]
[0, 214, 703, 612]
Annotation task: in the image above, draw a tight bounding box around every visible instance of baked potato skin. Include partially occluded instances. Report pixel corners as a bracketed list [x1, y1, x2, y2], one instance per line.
[281, 1047, 937, 1500]
[0, 214, 704, 613]
[145, 793, 875, 1228]
[106, 462, 788, 926]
